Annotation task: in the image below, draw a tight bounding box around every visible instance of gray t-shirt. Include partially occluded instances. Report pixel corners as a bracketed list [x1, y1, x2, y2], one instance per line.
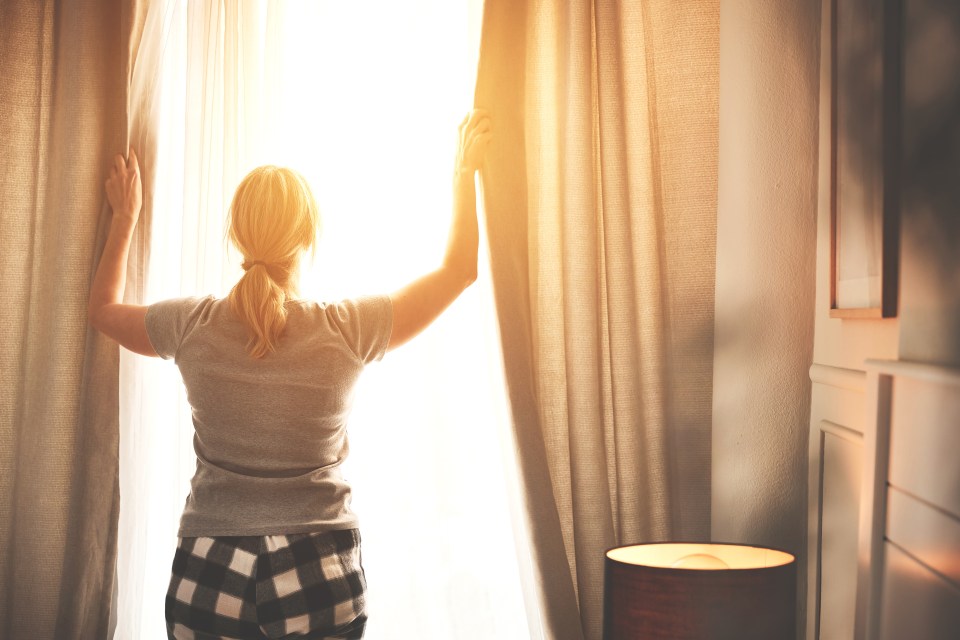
[145, 294, 393, 537]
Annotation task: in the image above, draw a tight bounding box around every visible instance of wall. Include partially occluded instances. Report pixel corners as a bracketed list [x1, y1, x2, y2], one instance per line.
[715, 0, 960, 637]
[797, 0, 958, 637]
[871, 5, 960, 634]
[712, 0, 821, 632]
[899, 0, 960, 366]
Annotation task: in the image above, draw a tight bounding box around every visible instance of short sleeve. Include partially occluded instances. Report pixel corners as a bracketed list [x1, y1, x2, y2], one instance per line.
[325, 295, 394, 364]
[145, 296, 214, 360]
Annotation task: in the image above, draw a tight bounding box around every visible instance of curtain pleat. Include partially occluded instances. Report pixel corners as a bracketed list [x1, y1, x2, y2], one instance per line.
[475, 1, 719, 638]
[0, 1, 144, 637]
[474, 2, 585, 638]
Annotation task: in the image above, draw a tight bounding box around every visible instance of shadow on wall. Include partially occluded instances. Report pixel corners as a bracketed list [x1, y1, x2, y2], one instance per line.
[899, 0, 960, 364]
[713, 1, 822, 638]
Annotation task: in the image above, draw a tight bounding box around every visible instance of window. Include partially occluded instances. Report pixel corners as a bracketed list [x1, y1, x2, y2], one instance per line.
[115, 2, 538, 637]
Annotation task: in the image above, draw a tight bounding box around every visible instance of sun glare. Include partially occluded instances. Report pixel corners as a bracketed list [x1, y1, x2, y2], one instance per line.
[248, 2, 482, 299]
[254, 5, 532, 637]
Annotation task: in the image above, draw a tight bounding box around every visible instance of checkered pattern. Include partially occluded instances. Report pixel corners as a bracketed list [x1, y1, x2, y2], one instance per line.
[165, 529, 367, 639]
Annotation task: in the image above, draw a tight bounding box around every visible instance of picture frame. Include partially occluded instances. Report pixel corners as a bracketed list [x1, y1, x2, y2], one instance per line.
[829, 0, 900, 318]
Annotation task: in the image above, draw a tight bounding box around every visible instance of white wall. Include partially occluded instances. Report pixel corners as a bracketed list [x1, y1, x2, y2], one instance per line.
[712, 0, 821, 632]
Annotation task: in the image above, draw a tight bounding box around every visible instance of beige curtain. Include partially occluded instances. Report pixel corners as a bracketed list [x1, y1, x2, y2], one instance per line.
[0, 1, 146, 637]
[475, 1, 719, 638]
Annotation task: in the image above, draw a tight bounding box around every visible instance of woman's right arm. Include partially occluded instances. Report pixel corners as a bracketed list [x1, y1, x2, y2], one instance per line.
[387, 110, 491, 351]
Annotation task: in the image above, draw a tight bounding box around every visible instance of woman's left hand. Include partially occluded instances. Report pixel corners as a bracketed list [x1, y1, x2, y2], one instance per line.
[105, 148, 142, 230]
[456, 109, 492, 175]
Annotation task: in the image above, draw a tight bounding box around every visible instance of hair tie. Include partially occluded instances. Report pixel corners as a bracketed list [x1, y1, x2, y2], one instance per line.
[242, 260, 267, 271]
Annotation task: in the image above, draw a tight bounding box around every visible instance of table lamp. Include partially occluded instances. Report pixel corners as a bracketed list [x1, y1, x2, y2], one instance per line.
[603, 542, 796, 640]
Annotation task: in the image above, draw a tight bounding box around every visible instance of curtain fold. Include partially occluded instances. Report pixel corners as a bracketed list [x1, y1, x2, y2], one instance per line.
[475, 1, 719, 638]
[472, 2, 584, 637]
[0, 1, 145, 637]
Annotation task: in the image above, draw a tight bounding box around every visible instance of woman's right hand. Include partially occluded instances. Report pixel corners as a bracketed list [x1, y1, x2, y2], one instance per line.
[386, 111, 490, 351]
[456, 109, 492, 175]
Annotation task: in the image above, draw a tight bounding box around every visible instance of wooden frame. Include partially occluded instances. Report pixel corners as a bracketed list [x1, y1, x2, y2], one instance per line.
[854, 366, 892, 639]
[806, 363, 868, 640]
[828, 0, 900, 318]
[810, 418, 863, 640]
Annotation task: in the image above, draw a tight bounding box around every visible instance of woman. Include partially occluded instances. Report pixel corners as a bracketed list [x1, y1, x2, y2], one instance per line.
[89, 110, 491, 639]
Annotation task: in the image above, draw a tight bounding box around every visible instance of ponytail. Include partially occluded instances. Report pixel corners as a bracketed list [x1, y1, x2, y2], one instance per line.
[226, 166, 320, 358]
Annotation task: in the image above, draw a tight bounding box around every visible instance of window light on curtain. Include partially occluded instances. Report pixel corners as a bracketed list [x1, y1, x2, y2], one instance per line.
[115, 1, 539, 638]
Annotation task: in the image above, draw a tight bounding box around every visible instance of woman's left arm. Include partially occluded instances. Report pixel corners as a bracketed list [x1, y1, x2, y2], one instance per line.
[88, 149, 158, 357]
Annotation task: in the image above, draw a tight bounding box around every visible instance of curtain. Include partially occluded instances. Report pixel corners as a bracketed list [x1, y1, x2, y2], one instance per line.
[116, 2, 538, 638]
[475, 1, 720, 638]
[0, 1, 145, 638]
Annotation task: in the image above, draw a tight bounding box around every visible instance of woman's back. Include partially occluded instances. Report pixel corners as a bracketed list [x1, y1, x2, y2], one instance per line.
[146, 294, 392, 537]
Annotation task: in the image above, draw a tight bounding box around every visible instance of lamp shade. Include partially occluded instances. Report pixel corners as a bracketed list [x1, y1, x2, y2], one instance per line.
[603, 542, 796, 640]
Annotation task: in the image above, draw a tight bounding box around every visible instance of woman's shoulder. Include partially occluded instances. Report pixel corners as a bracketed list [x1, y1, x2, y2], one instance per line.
[291, 294, 389, 314]
[285, 295, 391, 328]
[147, 294, 218, 319]
[144, 295, 221, 359]
[285, 297, 326, 317]
[281, 296, 392, 362]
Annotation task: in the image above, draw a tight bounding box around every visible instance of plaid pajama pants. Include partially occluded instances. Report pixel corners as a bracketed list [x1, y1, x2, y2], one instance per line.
[165, 528, 367, 639]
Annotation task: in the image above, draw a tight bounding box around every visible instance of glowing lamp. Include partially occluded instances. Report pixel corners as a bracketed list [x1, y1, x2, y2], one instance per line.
[603, 542, 796, 640]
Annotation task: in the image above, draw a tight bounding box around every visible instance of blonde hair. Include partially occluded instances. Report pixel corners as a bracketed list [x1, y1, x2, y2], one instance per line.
[227, 165, 320, 358]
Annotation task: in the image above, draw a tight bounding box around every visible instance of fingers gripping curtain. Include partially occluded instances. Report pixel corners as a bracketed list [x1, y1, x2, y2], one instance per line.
[0, 1, 147, 638]
[475, 1, 719, 638]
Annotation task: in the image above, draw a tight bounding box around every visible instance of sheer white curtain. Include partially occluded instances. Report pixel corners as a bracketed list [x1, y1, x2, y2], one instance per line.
[116, 2, 538, 638]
